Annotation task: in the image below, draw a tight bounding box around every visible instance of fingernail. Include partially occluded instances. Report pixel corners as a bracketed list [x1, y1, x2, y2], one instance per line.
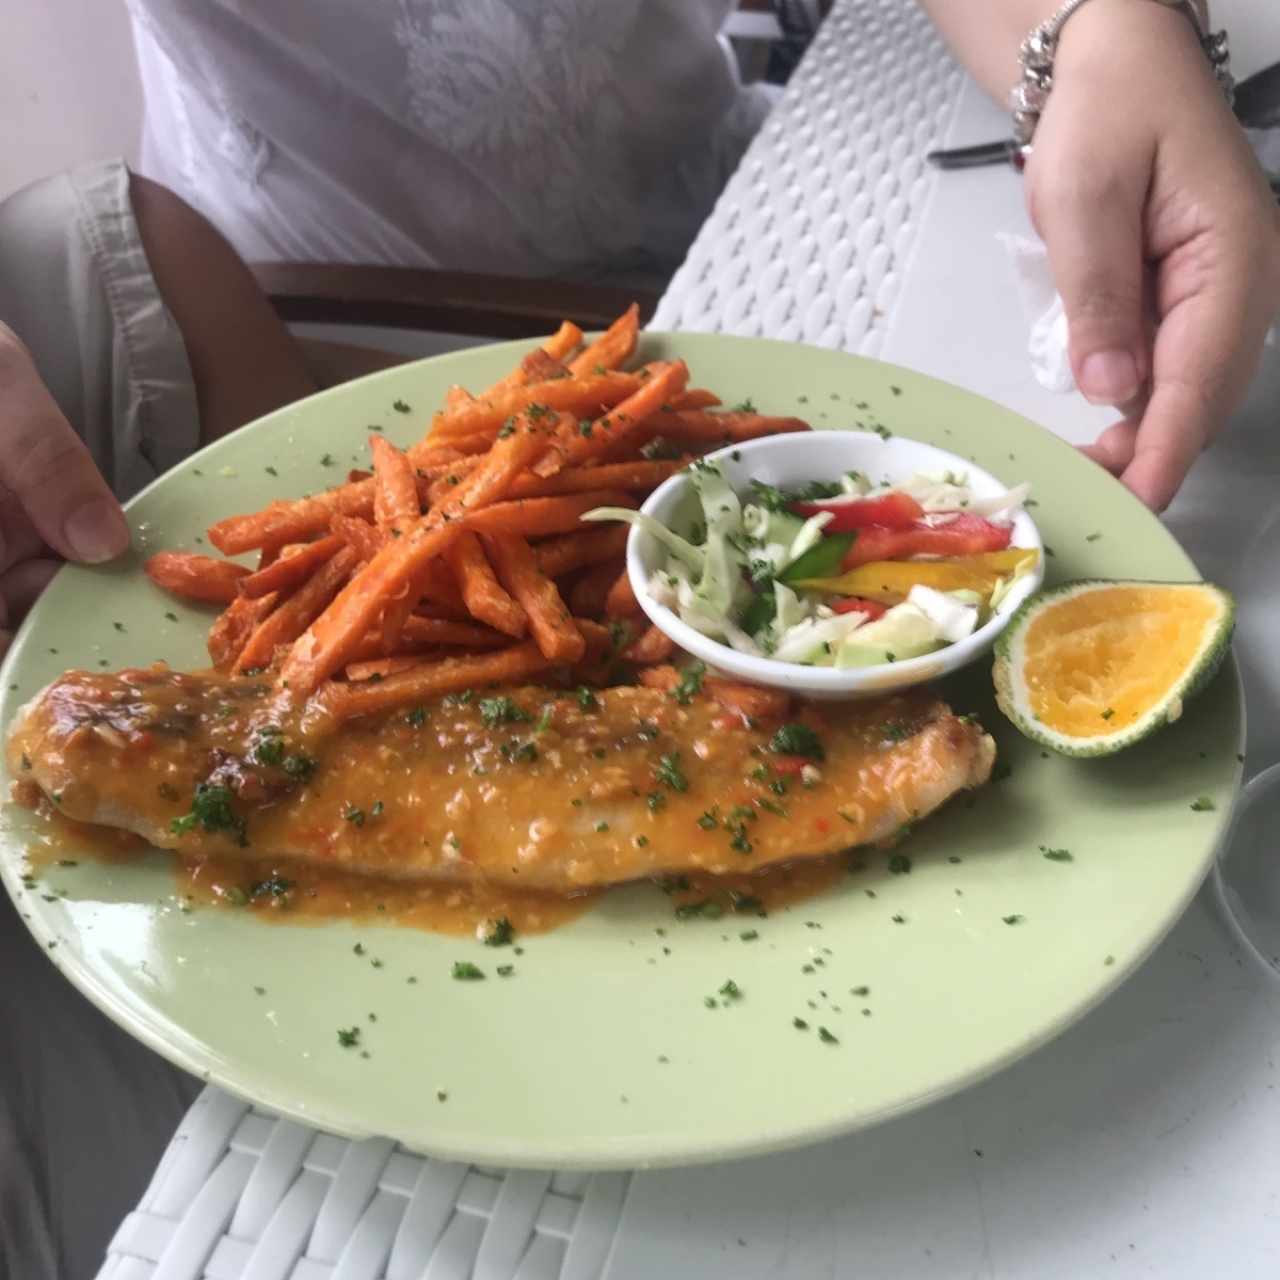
[64, 499, 130, 564]
[1078, 350, 1140, 406]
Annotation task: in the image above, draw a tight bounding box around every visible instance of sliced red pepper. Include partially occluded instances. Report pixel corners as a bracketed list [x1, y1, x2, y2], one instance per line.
[840, 515, 1012, 569]
[829, 596, 889, 619]
[790, 491, 924, 530]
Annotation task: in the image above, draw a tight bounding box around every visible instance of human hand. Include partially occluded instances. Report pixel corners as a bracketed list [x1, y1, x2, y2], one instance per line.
[1024, 0, 1280, 509]
[0, 322, 130, 653]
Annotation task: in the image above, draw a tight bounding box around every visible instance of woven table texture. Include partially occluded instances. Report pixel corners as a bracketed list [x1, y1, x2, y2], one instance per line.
[652, 0, 962, 354]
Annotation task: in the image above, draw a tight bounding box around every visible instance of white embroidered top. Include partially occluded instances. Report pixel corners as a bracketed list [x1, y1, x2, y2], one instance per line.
[126, 0, 775, 282]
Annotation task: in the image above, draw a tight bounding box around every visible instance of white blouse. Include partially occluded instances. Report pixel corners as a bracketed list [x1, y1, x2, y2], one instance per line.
[126, 0, 775, 283]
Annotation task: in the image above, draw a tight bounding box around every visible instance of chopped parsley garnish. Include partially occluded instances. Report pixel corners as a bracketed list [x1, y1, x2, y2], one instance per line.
[594, 820, 609, 832]
[1040, 846, 1073, 861]
[882, 721, 912, 744]
[608, 620, 631, 652]
[768, 723, 825, 761]
[817, 1026, 839, 1044]
[497, 417, 516, 439]
[534, 705, 554, 733]
[793, 1017, 809, 1030]
[337, 1027, 361, 1048]
[647, 791, 666, 813]
[370, 801, 384, 818]
[675, 900, 724, 920]
[731, 398, 757, 413]
[406, 707, 428, 726]
[250, 875, 294, 900]
[575, 686, 598, 711]
[393, 398, 411, 413]
[1002, 914, 1025, 925]
[739, 929, 759, 941]
[451, 962, 485, 980]
[1190, 796, 1216, 812]
[697, 809, 719, 830]
[483, 917, 515, 947]
[265, 465, 278, 477]
[671, 661, 706, 706]
[727, 823, 753, 855]
[319, 453, 335, 467]
[284, 753, 317, 781]
[480, 696, 530, 728]
[718, 979, 743, 1001]
[170, 784, 247, 846]
[343, 804, 366, 827]
[500, 740, 539, 765]
[655, 752, 689, 793]
[251, 729, 285, 767]
[164, 611, 179, 622]
[1100, 708, 1115, 721]
[748, 481, 791, 512]
[887, 853, 912, 875]
[497, 964, 515, 977]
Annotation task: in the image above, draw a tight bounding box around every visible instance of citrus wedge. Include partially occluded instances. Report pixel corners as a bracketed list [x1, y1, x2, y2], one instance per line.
[993, 580, 1234, 757]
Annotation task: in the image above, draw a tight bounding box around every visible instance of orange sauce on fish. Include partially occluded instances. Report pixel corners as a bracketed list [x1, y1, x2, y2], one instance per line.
[14, 784, 148, 870]
[177, 853, 596, 937]
[14, 782, 856, 934]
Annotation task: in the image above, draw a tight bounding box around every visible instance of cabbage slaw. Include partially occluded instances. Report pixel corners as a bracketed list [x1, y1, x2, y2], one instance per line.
[584, 460, 1035, 669]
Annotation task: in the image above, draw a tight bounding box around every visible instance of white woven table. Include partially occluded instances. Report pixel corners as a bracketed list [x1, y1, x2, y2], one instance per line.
[100, 1, 1280, 1276]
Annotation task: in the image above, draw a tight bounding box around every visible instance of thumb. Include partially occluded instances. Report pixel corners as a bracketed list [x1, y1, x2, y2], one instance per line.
[0, 334, 130, 563]
[1030, 164, 1150, 409]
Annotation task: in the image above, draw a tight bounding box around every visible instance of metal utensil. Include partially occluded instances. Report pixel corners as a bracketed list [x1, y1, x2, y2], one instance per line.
[927, 58, 1280, 169]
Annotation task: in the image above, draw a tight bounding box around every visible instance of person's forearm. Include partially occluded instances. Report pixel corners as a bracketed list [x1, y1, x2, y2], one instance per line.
[916, 0, 1059, 100]
[916, 0, 1209, 104]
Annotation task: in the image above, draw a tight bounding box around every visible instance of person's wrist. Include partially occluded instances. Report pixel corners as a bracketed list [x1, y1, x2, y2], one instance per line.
[1054, 0, 1222, 92]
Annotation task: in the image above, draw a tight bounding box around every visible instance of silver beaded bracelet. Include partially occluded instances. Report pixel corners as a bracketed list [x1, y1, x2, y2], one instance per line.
[1011, 0, 1234, 153]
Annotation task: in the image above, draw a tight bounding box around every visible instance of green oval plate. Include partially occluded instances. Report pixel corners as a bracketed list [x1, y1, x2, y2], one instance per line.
[0, 334, 1242, 1169]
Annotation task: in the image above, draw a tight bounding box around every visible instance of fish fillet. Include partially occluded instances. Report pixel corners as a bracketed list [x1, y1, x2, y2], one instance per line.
[7, 667, 994, 892]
